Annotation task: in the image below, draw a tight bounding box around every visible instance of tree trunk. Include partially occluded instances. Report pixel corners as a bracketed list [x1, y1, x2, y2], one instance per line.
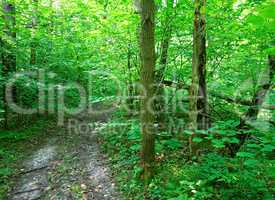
[196, 0, 208, 130]
[2, 0, 16, 129]
[190, 0, 208, 131]
[229, 54, 275, 157]
[127, 44, 135, 113]
[0, 37, 6, 128]
[243, 55, 275, 124]
[140, 0, 156, 184]
[30, 0, 38, 66]
[155, 0, 173, 130]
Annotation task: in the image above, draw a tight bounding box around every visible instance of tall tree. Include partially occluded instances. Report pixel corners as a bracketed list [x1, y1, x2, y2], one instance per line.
[189, 0, 208, 132]
[2, 0, 16, 129]
[196, 0, 208, 131]
[188, 0, 207, 156]
[155, 0, 174, 129]
[140, 0, 156, 184]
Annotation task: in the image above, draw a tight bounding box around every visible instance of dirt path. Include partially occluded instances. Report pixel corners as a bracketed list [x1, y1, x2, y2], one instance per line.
[8, 109, 120, 200]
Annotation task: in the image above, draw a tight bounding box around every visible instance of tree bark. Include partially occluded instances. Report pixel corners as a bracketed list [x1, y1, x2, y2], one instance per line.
[190, 0, 208, 131]
[188, 0, 208, 157]
[140, 0, 156, 184]
[197, 0, 208, 130]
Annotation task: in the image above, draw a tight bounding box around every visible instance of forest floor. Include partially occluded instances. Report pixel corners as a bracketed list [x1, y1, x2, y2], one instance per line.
[7, 107, 120, 200]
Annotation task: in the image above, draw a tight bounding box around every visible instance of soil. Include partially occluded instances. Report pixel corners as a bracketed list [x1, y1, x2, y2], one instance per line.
[7, 107, 120, 200]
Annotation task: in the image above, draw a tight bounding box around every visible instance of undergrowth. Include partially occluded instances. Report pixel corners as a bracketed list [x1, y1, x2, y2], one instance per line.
[99, 111, 275, 200]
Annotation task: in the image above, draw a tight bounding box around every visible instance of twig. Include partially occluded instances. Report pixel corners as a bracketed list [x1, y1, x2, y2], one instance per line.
[13, 188, 41, 195]
[19, 165, 49, 175]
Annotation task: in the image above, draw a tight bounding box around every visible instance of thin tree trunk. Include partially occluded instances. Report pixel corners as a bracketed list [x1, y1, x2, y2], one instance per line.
[195, 0, 208, 130]
[2, 0, 16, 129]
[30, 0, 38, 66]
[140, 0, 156, 185]
[155, 0, 173, 130]
[0, 37, 7, 128]
[30, 0, 40, 117]
[45, 0, 58, 116]
[127, 45, 134, 113]
[189, 0, 207, 155]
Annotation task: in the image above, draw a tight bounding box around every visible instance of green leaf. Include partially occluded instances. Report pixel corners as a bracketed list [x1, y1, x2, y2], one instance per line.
[244, 159, 259, 167]
[164, 139, 182, 150]
[130, 144, 141, 152]
[169, 194, 189, 200]
[261, 144, 275, 152]
[0, 168, 12, 177]
[260, 7, 275, 19]
[127, 123, 141, 141]
[184, 130, 194, 136]
[266, 166, 275, 178]
[193, 137, 203, 143]
[133, 166, 143, 178]
[156, 142, 163, 154]
[212, 139, 225, 148]
[236, 152, 254, 158]
[247, 143, 261, 148]
[264, 46, 275, 56]
[247, 15, 265, 27]
[228, 137, 239, 144]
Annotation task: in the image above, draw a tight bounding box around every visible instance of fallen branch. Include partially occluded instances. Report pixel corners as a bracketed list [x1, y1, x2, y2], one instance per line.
[210, 92, 252, 106]
[162, 80, 189, 90]
[19, 165, 49, 175]
[13, 188, 41, 195]
[262, 105, 275, 110]
[162, 80, 254, 107]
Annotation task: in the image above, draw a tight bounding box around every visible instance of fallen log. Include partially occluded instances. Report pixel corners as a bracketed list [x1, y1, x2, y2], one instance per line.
[161, 80, 275, 109]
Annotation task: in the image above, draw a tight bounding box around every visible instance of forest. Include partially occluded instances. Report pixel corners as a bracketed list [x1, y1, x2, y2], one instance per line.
[0, 0, 274, 199]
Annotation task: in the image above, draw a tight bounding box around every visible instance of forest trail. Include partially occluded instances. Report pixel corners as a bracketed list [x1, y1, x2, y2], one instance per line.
[8, 107, 120, 200]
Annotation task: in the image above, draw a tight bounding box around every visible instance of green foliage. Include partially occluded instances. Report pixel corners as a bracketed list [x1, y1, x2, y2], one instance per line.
[0, 0, 274, 199]
[163, 139, 182, 150]
[99, 109, 274, 200]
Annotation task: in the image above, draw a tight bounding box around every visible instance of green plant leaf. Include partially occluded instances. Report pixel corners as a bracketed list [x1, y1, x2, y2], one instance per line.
[244, 159, 259, 167]
[164, 139, 182, 150]
[193, 137, 203, 143]
[261, 144, 275, 152]
[236, 152, 254, 158]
